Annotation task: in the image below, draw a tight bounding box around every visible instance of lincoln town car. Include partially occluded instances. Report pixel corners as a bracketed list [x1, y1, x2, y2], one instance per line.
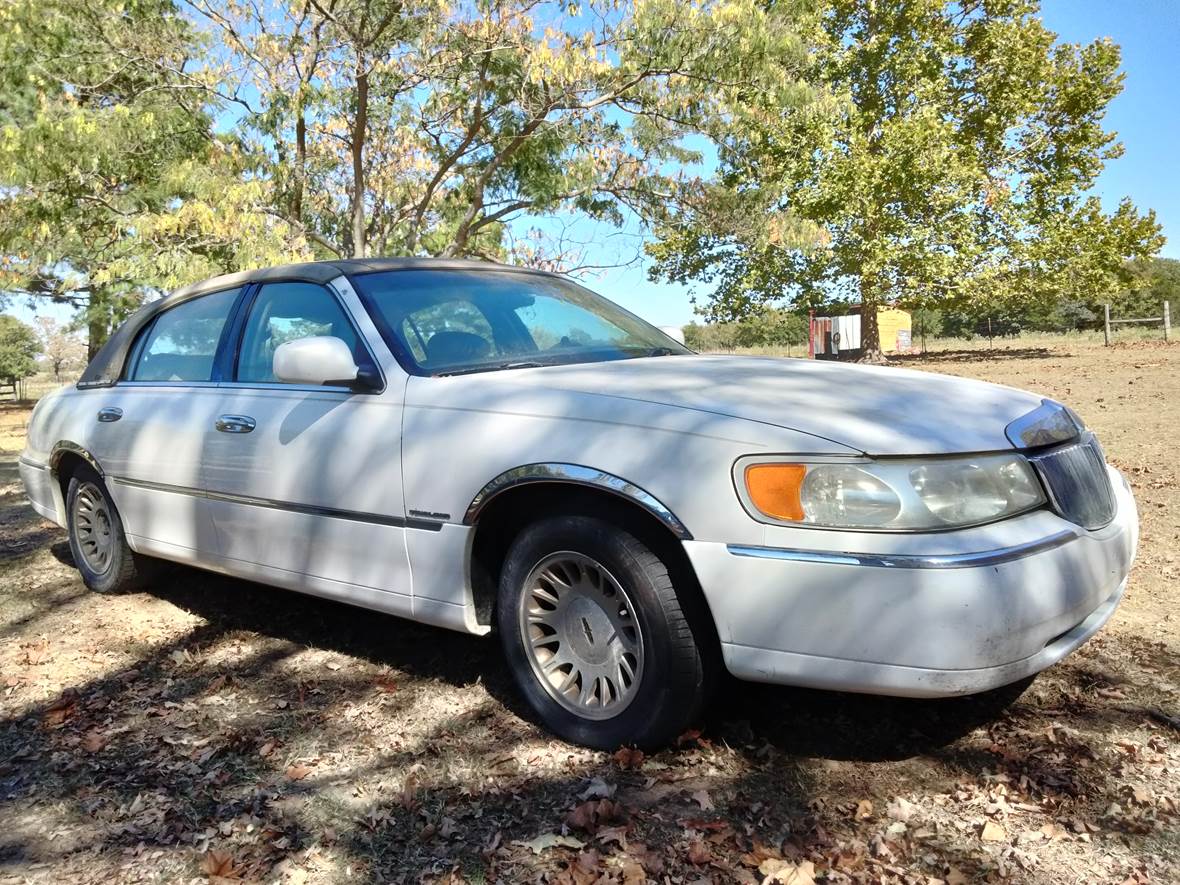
[19, 259, 1139, 748]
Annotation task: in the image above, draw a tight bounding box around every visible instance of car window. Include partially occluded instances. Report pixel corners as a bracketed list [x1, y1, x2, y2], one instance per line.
[236, 282, 365, 383]
[350, 269, 689, 375]
[128, 288, 240, 382]
[400, 300, 498, 364]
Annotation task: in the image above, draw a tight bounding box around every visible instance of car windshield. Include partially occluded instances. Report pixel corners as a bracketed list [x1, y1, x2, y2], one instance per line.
[349, 269, 690, 375]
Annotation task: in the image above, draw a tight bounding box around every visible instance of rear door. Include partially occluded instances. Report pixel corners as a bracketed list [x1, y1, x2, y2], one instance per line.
[201, 278, 414, 607]
[88, 287, 243, 558]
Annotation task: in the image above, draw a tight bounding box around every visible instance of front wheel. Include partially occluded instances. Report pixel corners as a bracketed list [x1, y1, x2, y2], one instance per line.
[497, 515, 711, 749]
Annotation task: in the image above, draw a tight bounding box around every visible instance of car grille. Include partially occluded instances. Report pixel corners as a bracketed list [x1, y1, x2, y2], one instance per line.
[1026, 433, 1116, 530]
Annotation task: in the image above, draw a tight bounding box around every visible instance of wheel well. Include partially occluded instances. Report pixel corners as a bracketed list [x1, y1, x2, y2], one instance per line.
[53, 451, 92, 499]
[468, 483, 720, 659]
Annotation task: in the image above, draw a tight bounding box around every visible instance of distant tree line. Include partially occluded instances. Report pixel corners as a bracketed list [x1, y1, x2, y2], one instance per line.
[683, 256, 1180, 351]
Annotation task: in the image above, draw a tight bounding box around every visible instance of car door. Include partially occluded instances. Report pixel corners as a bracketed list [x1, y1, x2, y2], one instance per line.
[201, 277, 413, 608]
[86, 286, 243, 559]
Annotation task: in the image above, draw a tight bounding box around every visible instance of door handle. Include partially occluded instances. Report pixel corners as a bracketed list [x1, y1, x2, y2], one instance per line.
[215, 415, 256, 434]
[97, 407, 123, 423]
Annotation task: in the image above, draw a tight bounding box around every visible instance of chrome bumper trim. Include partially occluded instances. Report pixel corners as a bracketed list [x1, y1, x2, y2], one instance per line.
[726, 528, 1078, 570]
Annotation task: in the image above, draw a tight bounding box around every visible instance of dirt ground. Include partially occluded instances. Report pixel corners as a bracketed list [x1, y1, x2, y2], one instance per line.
[1, 339, 1177, 885]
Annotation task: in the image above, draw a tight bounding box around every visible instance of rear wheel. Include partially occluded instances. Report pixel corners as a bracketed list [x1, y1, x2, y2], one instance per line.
[66, 466, 151, 593]
[498, 515, 711, 749]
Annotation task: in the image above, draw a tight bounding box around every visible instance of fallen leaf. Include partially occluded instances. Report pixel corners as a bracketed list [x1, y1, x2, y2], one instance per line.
[980, 820, 1007, 842]
[692, 789, 715, 811]
[579, 776, 617, 800]
[285, 763, 313, 781]
[855, 799, 873, 820]
[597, 825, 629, 849]
[887, 797, 916, 822]
[200, 849, 239, 879]
[613, 747, 645, 769]
[258, 740, 276, 758]
[686, 839, 712, 865]
[515, 833, 585, 854]
[567, 798, 627, 834]
[80, 730, 106, 753]
[762, 860, 815, 885]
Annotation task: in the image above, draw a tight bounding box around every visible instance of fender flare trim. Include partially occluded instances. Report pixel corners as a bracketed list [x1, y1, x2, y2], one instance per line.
[463, 462, 692, 540]
[49, 441, 104, 479]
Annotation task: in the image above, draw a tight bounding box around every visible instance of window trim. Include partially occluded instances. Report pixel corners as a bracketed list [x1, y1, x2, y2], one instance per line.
[225, 278, 386, 394]
[119, 285, 246, 385]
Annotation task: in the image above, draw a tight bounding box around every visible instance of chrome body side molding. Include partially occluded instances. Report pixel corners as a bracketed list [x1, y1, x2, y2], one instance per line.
[110, 476, 444, 532]
[463, 463, 692, 540]
[727, 528, 1078, 570]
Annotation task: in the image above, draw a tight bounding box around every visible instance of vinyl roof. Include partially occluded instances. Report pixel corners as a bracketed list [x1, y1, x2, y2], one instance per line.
[78, 257, 541, 388]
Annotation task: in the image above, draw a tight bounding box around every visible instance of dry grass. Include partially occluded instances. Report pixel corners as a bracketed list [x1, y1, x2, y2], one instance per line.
[0, 339, 1177, 884]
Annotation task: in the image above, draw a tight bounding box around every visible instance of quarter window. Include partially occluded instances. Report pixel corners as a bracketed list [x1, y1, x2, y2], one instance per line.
[236, 281, 367, 384]
[128, 288, 239, 382]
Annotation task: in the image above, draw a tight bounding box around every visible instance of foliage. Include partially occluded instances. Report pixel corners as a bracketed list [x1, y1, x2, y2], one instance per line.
[1115, 257, 1180, 319]
[0, 0, 312, 355]
[684, 308, 808, 351]
[187, 0, 812, 261]
[0, 314, 40, 380]
[649, 0, 1164, 357]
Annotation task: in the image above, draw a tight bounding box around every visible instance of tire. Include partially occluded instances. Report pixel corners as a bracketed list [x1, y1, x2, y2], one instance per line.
[65, 465, 152, 593]
[497, 514, 712, 749]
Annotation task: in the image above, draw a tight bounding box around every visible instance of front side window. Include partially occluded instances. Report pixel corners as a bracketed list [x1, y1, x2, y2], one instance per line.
[128, 287, 240, 382]
[236, 282, 365, 383]
[350, 270, 689, 375]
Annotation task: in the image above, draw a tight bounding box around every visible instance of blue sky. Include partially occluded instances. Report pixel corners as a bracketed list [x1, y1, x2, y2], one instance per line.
[12, 0, 1179, 330]
[591, 0, 1180, 327]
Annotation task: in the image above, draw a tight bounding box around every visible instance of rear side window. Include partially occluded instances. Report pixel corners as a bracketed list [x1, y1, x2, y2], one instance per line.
[236, 281, 366, 383]
[127, 288, 239, 382]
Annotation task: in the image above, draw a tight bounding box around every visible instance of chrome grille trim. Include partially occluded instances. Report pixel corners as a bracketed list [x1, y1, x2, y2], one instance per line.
[1026, 433, 1115, 531]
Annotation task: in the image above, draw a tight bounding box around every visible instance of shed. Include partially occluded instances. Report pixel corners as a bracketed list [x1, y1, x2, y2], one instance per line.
[809, 306, 913, 360]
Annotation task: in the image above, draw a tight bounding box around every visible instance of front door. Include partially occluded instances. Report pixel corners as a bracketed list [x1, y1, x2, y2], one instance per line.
[201, 279, 413, 607]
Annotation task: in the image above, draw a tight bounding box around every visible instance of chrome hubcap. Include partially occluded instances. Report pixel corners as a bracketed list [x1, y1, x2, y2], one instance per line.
[518, 552, 644, 720]
[72, 482, 114, 574]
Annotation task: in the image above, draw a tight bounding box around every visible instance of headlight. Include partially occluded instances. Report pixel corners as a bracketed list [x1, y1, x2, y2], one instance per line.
[738, 454, 1045, 531]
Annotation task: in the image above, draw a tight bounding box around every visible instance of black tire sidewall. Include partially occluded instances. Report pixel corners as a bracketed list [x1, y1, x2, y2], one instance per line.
[66, 467, 133, 593]
[497, 515, 702, 749]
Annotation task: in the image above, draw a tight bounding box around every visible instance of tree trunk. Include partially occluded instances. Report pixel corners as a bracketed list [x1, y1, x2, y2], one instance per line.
[292, 102, 306, 224]
[87, 313, 107, 362]
[858, 277, 887, 364]
[350, 68, 369, 259]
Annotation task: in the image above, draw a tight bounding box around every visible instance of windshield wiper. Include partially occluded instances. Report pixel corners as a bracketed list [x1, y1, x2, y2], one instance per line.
[435, 360, 547, 377]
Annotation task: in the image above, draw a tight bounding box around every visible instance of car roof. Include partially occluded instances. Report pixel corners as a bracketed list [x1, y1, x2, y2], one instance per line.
[78, 257, 547, 388]
[171, 256, 542, 301]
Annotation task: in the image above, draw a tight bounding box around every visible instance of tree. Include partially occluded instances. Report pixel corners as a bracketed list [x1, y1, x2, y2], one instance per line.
[184, 0, 812, 261]
[0, 0, 311, 357]
[1116, 256, 1180, 319]
[34, 317, 87, 381]
[649, 0, 1163, 360]
[0, 315, 39, 382]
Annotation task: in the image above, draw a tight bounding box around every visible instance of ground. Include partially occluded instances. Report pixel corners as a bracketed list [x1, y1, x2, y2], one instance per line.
[0, 338, 1177, 885]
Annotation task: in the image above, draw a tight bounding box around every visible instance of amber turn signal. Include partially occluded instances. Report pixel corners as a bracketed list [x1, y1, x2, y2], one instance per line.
[744, 463, 807, 521]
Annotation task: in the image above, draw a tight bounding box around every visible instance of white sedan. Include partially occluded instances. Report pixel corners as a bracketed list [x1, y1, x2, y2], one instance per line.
[19, 259, 1139, 748]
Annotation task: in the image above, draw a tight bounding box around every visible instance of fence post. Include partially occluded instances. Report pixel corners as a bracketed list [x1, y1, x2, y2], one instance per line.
[1103, 304, 1111, 346]
[1165, 301, 1171, 343]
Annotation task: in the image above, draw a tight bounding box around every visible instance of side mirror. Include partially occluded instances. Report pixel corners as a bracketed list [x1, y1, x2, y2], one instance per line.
[273, 336, 377, 389]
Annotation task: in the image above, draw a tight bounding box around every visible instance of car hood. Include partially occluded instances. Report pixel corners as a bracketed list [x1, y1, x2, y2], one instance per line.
[510, 355, 1046, 456]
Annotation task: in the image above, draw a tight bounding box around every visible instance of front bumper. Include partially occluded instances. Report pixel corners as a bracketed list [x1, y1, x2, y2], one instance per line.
[685, 467, 1139, 697]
